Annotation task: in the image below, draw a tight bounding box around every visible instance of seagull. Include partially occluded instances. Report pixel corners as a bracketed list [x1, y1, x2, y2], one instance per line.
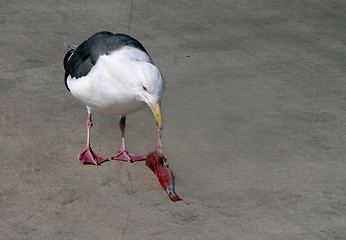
[63, 31, 165, 165]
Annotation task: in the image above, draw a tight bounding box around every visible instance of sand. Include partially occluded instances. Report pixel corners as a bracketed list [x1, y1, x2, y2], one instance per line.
[1, 0, 345, 239]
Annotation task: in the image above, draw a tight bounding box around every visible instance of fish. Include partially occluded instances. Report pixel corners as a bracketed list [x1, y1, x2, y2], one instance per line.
[146, 150, 181, 201]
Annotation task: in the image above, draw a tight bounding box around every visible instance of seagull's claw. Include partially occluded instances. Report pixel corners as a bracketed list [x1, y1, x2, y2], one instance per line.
[111, 150, 145, 163]
[78, 146, 108, 165]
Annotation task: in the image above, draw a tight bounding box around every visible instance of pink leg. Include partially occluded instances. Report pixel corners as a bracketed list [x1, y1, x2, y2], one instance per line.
[78, 113, 108, 165]
[111, 116, 145, 163]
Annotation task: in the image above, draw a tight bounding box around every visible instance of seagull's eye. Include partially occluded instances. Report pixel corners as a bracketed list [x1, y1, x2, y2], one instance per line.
[142, 86, 147, 91]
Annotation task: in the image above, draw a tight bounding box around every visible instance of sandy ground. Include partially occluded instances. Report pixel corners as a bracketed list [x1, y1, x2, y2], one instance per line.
[1, 0, 345, 239]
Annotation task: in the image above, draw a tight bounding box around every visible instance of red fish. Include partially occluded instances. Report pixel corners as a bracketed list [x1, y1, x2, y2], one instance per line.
[146, 150, 181, 201]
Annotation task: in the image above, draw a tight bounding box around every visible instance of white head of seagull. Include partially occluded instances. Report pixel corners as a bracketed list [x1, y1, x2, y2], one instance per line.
[136, 68, 165, 128]
[64, 31, 165, 164]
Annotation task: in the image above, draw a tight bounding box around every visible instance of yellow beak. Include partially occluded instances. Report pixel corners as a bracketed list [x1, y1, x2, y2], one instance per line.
[149, 102, 162, 129]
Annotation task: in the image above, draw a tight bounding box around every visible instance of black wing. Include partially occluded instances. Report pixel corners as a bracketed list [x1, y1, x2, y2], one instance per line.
[63, 31, 148, 91]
